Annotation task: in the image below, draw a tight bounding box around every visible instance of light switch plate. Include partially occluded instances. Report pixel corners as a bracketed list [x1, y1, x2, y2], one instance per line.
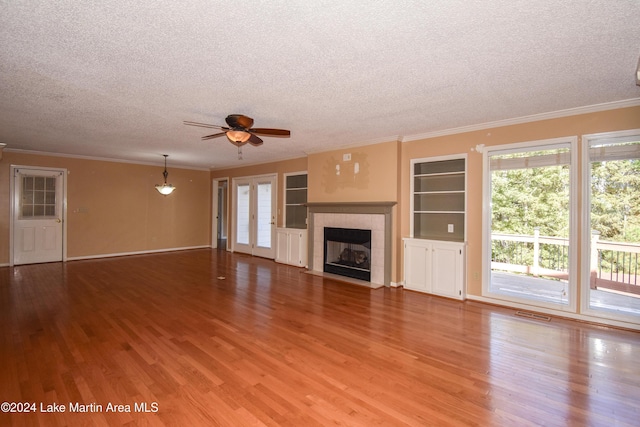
[448, 224, 454, 233]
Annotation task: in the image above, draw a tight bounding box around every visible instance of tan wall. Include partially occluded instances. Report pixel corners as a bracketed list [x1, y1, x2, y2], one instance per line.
[0, 152, 211, 263]
[307, 140, 399, 203]
[210, 156, 308, 230]
[307, 140, 402, 282]
[401, 105, 640, 299]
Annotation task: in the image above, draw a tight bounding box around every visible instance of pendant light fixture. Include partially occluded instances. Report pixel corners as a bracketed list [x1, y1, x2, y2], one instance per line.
[155, 154, 176, 195]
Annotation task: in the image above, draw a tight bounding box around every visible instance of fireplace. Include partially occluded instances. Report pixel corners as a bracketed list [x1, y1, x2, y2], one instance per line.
[307, 202, 396, 288]
[324, 227, 371, 281]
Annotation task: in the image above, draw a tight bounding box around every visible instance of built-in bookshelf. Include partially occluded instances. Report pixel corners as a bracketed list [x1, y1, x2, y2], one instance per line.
[411, 156, 465, 242]
[285, 173, 307, 229]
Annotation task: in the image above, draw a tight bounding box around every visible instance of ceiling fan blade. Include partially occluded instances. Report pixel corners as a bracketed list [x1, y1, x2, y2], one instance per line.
[225, 114, 254, 129]
[184, 120, 225, 130]
[201, 132, 227, 140]
[247, 134, 263, 146]
[251, 128, 290, 137]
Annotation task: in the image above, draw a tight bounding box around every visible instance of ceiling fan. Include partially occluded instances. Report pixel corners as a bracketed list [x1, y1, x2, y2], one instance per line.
[184, 114, 290, 147]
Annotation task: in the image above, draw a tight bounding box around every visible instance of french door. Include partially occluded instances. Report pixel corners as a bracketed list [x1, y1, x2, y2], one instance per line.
[233, 174, 277, 258]
[12, 166, 66, 265]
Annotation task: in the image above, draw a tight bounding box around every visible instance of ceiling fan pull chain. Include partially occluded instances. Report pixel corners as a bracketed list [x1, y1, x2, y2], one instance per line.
[238, 145, 243, 160]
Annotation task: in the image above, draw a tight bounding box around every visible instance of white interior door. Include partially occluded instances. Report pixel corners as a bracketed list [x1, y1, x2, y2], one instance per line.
[12, 167, 65, 265]
[233, 175, 276, 258]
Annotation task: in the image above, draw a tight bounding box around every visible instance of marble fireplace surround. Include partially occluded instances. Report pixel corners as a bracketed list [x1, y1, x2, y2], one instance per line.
[306, 202, 395, 288]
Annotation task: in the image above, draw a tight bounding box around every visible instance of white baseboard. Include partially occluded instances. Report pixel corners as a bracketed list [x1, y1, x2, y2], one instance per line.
[66, 245, 210, 261]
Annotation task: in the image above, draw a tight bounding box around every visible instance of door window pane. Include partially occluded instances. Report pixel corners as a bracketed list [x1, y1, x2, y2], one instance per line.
[256, 182, 272, 248]
[489, 146, 571, 305]
[587, 137, 640, 316]
[236, 184, 250, 245]
[21, 175, 56, 218]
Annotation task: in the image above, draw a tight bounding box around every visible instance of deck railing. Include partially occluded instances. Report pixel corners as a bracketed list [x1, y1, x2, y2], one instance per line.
[491, 229, 640, 295]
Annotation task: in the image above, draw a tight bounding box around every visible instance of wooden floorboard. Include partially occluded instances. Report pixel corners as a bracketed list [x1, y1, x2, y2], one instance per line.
[1, 249, 639, 426]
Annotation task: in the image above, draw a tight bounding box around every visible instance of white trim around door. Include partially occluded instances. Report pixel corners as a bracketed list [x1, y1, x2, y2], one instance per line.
[10, 165, 68, 265]
[231, 174, 277, 259]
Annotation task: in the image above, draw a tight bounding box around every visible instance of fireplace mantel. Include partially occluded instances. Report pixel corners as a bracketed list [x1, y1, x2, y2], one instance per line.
[306, 201, 396, 287]
[306, 201, 395, 215]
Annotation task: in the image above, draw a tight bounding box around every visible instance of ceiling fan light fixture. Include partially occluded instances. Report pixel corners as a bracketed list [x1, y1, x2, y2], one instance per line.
[226, 129, 251, 143]
[155, 154, 176, 196]
[184, 114, 289, 151]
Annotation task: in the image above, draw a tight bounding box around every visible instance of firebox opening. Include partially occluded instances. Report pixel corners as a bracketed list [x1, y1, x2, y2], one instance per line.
[323, 227, 372, 282]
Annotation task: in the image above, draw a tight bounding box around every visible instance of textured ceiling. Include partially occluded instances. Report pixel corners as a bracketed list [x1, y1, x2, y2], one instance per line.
[1, 1, 639, 170]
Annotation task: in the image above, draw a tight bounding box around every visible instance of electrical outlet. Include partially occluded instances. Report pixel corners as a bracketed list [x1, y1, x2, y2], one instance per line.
[343, 153, 351, 161]
[447, 224, 454, 233]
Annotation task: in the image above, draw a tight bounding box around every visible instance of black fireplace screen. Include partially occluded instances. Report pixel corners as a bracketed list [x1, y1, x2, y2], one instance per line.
[323, 227, 371, 281]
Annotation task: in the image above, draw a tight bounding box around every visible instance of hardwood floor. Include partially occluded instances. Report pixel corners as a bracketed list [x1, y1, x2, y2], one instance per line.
[1, 249, 639, 426]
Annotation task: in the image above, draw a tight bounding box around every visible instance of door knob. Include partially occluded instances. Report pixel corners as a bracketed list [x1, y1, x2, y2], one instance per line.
[56, 218, 62, 223]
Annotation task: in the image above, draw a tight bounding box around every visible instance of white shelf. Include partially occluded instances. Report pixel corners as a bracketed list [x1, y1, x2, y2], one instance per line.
[415, 211, 465, 214]
[411, 156, 466, 242]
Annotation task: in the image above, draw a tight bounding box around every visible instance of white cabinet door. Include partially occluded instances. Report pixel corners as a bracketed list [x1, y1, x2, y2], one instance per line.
[431, 242, 464, 299]
[403, 239, 430, 292]
[403, 238, 465, 300]
[276, 229, 289, 264]
[275, 228, 308, 267]
[289, 230, 307, 267]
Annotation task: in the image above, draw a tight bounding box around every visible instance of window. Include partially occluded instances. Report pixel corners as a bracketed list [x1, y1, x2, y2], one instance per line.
[21, 175, 57, 218]
[284, 173, 307, 229]
[483, 137, 577, 310]
[582, 130, 640, 322]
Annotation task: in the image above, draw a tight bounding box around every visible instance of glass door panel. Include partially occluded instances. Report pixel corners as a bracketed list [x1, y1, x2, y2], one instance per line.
[256, 182, 272, 249]
[233, 175, 276, 258]
[585, 134, 640, 319]
[236, 183, 250, 246]
[488, 145, 572, 307]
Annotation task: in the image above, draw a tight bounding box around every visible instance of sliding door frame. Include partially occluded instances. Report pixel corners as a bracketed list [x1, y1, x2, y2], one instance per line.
[581, 129, 640, 325]
[481, 136, 579, 313]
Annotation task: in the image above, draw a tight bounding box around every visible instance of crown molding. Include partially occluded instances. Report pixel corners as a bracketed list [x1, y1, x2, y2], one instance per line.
[2, 148, 210, 171]
[401, 98, 640, 142]
[302, 134, 401, 156]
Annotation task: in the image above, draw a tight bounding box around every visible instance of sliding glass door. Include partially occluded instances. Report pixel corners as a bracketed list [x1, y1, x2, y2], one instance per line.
[583, 131, 640, 322]
[484, 137, 577, 311]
